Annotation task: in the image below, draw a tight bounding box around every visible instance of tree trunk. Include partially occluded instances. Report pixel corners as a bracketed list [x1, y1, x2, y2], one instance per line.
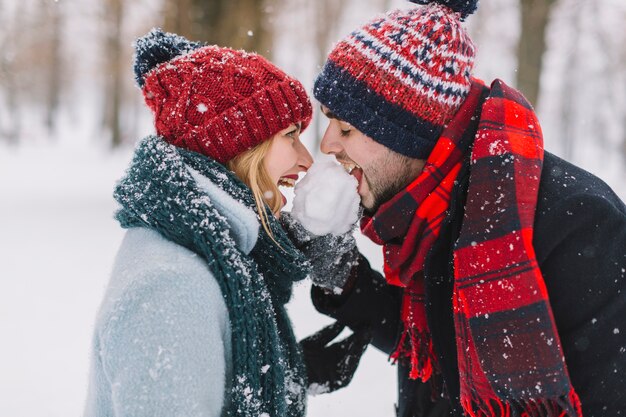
[103, 0, 124, 147]
[163, 0, 274, 57]
[163, 0, 192, 38]
[0, 2, 24, 144]
[516, 0, 556, 107]
[44, 0, 63, 135]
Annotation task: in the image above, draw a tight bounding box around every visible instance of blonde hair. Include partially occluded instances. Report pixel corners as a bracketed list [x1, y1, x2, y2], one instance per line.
[227, 138, 282, 244]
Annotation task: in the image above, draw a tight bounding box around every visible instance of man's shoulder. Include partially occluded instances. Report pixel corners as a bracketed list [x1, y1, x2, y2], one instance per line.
[533, 152, 626, 264]
[539, 151, 623, 204]
[537, 151, 625, 217]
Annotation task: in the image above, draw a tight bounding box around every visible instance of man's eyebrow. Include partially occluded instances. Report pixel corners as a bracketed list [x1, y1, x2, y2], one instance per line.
[320, 105, 339, 120]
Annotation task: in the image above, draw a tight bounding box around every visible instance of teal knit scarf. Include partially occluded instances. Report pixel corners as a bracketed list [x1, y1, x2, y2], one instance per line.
[114, 135, 310, 417]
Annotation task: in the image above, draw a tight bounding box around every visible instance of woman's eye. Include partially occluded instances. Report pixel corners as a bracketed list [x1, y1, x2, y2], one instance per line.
[285, 123, 302, 140]
[340, 128, 351, 137]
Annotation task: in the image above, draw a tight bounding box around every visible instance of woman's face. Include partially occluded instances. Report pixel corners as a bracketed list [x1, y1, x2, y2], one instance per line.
[264, 123, 313, 208]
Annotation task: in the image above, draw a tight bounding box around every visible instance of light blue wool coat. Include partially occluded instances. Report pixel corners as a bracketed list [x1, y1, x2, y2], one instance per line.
[84, 166, 261, 417]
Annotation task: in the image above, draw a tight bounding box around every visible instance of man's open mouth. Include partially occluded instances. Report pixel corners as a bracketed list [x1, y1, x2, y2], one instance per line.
[340, 162, 360, 175]
[340, 161, 364, 192]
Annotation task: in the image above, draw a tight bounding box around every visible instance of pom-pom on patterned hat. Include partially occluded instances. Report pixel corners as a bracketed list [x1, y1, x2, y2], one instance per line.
[134, 28, 312, 164]
[314, 0, 478, 159]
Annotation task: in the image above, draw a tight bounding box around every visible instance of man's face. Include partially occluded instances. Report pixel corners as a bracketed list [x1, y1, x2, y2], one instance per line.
[320, 106, 425, 215]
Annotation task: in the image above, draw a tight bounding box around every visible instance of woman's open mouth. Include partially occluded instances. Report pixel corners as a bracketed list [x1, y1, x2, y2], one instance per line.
[277, 174, 299, 205]
[277, 176, 297, 188]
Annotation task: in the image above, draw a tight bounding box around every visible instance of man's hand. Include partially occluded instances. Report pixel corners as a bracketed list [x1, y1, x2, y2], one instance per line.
[300, 322, 372, 394]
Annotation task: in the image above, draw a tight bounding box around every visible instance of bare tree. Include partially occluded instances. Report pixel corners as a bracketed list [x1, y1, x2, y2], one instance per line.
[40, 0, 64, 135]
[102, 0, 125, 147]
[0, 2, 26, 144]
[163, 0, 192, 38]
[516, 0, 557, 107]
[163, 0, 275, 57]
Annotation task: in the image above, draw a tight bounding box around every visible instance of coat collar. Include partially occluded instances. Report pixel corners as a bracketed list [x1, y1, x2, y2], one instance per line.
[186, 165, 259, 254]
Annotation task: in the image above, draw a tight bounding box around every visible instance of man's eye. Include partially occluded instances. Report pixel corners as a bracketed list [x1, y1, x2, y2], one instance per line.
[338, 121, 352, 136]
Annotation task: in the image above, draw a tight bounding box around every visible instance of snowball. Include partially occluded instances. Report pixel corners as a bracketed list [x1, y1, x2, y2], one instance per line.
[307, 383, 330, 396]
[291, 159, 359, 236]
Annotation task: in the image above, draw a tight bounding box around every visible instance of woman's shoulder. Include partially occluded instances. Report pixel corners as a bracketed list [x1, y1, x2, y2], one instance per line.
[112, 227, 211, 281]
[97, 228, 229, 332]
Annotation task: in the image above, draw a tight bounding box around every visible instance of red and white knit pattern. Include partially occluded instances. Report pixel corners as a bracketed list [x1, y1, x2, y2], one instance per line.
[143, 46, 312, 164]
[330, 4, 475, 128]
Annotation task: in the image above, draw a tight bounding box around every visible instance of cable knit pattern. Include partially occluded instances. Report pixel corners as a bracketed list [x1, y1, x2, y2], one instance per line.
[136, 29, 312, 164]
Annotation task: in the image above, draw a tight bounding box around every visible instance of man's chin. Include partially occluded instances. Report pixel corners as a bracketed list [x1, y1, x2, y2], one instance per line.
[360, 198, 378, 217]
[361, 189, 396, 217]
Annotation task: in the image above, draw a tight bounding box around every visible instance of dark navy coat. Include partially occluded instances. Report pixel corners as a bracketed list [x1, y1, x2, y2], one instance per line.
[313, 152, 626, 417]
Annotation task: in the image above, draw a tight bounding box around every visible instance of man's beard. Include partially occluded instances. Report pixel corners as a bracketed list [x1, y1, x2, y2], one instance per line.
[362, 152, 420, 216]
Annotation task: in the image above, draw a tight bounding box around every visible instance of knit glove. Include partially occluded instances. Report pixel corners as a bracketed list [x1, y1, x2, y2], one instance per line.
[280, 212, 358, 292]
[300, 322, 372, 394]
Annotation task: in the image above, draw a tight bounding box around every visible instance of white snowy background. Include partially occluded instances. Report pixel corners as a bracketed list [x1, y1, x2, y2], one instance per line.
[1, 0, 626, 416]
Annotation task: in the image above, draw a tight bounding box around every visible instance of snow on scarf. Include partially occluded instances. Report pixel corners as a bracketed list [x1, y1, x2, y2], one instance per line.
[361, 80, 582, 417]
[114, 135, 309, 417]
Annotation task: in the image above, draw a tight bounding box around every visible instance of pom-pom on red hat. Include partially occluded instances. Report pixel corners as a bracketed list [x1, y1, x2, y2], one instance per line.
[134, 28, 312, 164]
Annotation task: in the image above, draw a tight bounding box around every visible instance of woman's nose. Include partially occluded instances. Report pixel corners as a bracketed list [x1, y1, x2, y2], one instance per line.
[296, 140, 313, 171]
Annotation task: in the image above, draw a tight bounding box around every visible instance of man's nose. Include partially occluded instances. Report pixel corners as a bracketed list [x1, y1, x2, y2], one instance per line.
[320, 124, 341, 155]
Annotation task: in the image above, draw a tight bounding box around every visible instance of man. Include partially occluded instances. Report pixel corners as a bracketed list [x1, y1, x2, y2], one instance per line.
[284, 1, 626, 416]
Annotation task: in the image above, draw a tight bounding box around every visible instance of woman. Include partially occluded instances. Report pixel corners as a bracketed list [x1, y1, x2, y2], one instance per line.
[84, 29, 314, 417]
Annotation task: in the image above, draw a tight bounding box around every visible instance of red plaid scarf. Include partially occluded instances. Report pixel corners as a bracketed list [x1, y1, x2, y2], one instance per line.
[361, 79, 582, 417]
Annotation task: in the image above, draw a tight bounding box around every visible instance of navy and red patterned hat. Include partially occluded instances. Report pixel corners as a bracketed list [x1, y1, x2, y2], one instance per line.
[134, 28, 312, 164]
[314, 0, 478, 159]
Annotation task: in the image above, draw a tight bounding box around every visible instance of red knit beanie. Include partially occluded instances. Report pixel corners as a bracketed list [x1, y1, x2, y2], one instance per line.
[134, 29, 312, 164]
